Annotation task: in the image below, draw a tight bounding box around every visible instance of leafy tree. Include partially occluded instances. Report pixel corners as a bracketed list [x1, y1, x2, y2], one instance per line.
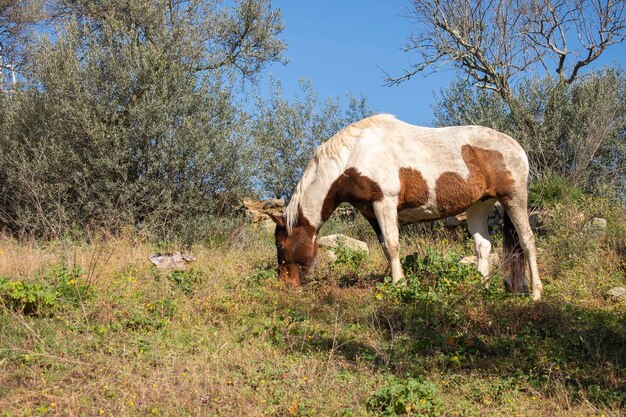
[0, 0, 286, 238]
[391, 0, 626, 190]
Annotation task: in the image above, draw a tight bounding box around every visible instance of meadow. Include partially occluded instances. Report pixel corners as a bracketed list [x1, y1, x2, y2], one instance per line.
[0, 193, 624, 416]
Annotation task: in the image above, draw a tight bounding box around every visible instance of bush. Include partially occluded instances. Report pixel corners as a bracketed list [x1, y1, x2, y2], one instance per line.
[0, 276, 57, 316]
[529, 174, 584, 209]
[366, 375, 443, 416]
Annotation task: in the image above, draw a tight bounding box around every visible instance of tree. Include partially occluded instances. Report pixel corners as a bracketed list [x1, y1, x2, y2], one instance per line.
[433, 70, 626, 190]
[390, 0, 626, 101]
[0, 0, 286, 238]
[0, 0, 45, 89]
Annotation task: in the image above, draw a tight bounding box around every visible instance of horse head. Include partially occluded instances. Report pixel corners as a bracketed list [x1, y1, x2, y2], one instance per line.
[267, 212, 318, 287]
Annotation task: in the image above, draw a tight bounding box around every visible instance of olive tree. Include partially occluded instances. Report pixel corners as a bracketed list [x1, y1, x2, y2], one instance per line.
[0, 0, 286, 238]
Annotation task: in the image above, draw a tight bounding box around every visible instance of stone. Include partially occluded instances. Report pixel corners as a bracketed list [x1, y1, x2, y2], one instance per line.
[239, 198, 285, 226]
[460, 255, 477, 265]
[148, 252, 195, 270]
[606, 286, 626, 302]
[317, 234, 369, 255]
[529, 212, 542, 229]
[442, 212, 467, 228]
[583, 217, 607, 239]
[325, 250, 338, 263]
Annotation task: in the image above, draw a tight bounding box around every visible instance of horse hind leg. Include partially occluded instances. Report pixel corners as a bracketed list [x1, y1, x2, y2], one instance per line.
[373, 197, 404, 283]
[501, 198, 543, 300]
[466, 199, 497, 282]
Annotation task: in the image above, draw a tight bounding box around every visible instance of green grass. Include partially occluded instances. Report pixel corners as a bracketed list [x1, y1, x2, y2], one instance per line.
[0, 201, 624, 416]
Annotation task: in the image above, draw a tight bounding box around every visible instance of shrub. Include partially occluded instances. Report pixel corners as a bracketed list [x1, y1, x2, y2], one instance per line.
[528, 174, 583, 209]
[366, 375, 443, 416]
[0, 276, 57, 316]
[331, 239, 369, 273]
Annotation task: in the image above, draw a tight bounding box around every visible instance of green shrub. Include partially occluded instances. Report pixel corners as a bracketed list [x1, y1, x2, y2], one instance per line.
[166, 269, 205, 295]
[0, 276, 57, 316]
[44, 266, 91, 305]
[331, 239, 368, 273]
[366, 375, 443, 416]
[529, 174, 584, 209]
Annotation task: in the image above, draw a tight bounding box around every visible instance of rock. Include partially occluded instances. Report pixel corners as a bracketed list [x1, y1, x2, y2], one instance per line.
[529, 212, 542, 229]
[239, 198, 285, 226]
[606, 286, 626, 302]
[325, 250, 338, 263]
[583, 217, 607, 239]
[148, 252, 195, 270]
[317, 234, 369, 255]
[442, 213, 467, 228]
[460, 255, 477, 265]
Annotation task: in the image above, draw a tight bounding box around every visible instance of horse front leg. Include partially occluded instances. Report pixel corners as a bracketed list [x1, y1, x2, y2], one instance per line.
[373, 198, 404, 283]
[466, 199, 496, 281]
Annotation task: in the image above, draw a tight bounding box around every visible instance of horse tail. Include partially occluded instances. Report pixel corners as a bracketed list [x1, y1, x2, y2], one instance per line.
[502, 210, 525, 294]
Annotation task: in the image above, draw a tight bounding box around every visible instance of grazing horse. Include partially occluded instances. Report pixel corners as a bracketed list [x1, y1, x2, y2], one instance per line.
[268, 114, 543, 300]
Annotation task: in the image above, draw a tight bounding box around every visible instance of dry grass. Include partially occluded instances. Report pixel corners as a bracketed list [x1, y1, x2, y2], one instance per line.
[0, 208, 624, 416]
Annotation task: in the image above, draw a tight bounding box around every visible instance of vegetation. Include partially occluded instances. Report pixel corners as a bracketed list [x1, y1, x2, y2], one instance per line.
[0, 1, 624, 415]
[1, 194, 624, 416]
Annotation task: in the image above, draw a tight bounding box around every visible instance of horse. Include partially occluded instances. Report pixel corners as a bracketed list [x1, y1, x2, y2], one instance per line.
[268, 114, 543, 300]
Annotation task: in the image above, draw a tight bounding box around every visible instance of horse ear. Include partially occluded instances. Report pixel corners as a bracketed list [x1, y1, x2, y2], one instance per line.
[267, 212, 285, 228]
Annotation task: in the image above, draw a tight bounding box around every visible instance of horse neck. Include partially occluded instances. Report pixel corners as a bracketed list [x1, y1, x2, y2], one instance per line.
[288, 156, 345, 232]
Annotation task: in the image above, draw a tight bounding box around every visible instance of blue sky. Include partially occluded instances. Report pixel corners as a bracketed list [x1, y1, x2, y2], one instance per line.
[261, 0, 626, 126]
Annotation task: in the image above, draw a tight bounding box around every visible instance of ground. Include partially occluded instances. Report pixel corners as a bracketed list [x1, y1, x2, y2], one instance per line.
[0, 197, 624, 416]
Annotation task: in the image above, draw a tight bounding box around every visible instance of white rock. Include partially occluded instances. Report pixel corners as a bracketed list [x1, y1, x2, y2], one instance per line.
[606, 286, 626, 301]
[317, 234, 369, 255]
[148, 252, 195, 270]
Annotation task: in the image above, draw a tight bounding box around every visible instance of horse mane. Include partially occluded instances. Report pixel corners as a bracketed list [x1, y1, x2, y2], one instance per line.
[284, 114, 396, 233]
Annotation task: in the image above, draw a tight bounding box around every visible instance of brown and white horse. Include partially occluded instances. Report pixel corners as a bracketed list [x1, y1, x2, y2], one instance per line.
[268, 114, 543, 300]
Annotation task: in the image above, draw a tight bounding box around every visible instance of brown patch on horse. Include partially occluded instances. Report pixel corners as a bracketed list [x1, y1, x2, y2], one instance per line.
[274, 208, 317, 286]
[398, 168, 429, 210]
[435, 145, 515, 216]
[321, 167, 384, 221]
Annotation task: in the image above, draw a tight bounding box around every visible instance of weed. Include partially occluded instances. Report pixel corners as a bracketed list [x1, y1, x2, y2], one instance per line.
[331, 239, 368, 274]
[0, 276, 57, 316]
[166, 269, 205, 295]
[366, 375, 443, 416]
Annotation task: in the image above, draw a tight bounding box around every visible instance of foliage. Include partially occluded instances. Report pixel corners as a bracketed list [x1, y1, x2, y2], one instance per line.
[330, 239, 368, 273]
[377, 247, 483, 305]
[0, 267, 89, 316]
[0, 276, 57, 316]
[366, 375, 443, 416]
[165, 269, 205, 295]
[0, 0, 286, 239]
[528, 174, 584, 209]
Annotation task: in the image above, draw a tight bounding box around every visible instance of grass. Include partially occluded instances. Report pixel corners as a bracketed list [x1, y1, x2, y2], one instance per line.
[0, 199, 624, 416]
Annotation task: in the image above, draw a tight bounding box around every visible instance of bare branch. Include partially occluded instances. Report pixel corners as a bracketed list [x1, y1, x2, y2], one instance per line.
[390, 0, 626, 103]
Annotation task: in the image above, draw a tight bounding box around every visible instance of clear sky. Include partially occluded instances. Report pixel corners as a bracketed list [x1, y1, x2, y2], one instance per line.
[261, 0, 626, 126]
